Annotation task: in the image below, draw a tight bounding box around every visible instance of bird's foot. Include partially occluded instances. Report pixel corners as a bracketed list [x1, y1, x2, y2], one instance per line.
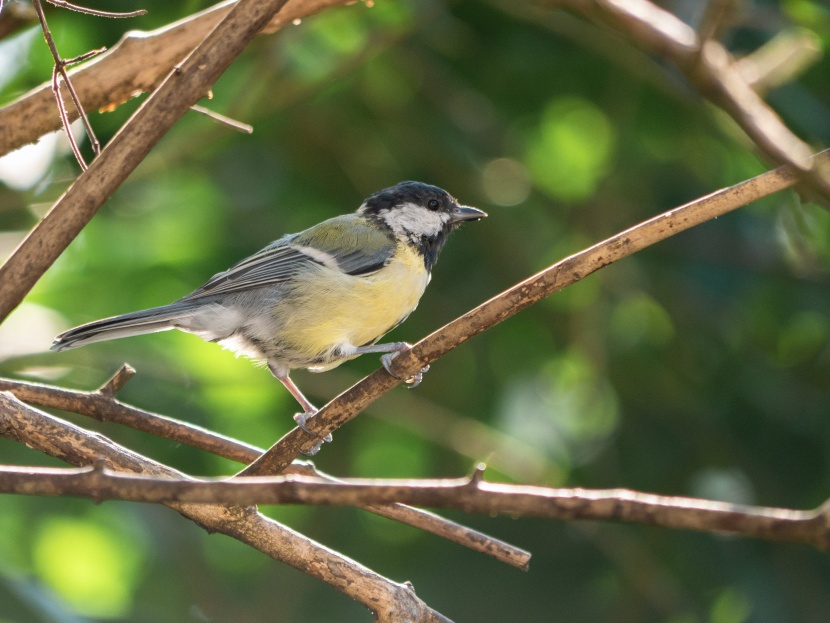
[380, 344, 430, 389]
[293, 410, 332, 456]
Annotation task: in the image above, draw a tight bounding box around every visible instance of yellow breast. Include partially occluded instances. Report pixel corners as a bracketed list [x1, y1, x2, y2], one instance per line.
[277, 243, 429, 367]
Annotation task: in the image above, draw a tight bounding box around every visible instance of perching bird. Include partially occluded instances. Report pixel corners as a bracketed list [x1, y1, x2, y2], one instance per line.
[52, 181, 486, 443]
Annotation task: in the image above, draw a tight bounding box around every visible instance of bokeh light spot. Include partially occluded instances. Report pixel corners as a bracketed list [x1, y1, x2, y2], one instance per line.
[711, 587, 752, 623]
[524, 96, 616, 202]
[482, 157, 532, 206]
[33, 517, 145, 618]
[609, 292, 675, 351]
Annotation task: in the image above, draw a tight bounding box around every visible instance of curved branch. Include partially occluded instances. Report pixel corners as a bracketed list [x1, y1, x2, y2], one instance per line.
[0, 392, 453, 623]
[241, 149, 830, 474]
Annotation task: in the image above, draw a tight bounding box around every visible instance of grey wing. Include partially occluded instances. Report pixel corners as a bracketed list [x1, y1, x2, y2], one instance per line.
[180, 216, 396, 300]
[180, 235, 311, 300]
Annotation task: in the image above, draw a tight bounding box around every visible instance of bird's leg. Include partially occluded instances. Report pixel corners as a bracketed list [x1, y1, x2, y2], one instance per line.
[352, 342, 430, 389]
[268, 364, 331, 454]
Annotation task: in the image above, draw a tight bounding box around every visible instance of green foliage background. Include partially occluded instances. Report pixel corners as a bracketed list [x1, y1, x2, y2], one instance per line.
[1, 0, 830, 621]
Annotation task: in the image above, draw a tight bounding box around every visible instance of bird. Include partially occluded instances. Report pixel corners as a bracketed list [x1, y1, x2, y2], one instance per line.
[52, 181, 486, 447]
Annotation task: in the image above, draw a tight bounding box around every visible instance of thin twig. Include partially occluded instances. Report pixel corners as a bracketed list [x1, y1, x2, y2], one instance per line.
[0, 392, 454, 623]
[190, 104, 254, 134]
[239, 150, 830, 475]
[45, 0, 147, 18]
[0, 369, 532, 570]
[50, 64, 88, 168]
[64, 47, 107, 66]
[31, 0, 102, 167]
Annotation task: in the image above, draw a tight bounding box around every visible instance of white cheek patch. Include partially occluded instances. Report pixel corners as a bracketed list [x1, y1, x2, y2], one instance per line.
[384, 202, 446, 239]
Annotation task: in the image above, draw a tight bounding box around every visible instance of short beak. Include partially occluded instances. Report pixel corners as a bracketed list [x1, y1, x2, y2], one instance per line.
[449, 204, 487, 224]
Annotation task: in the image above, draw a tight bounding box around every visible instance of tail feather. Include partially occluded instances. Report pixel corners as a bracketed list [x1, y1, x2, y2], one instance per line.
[51, 303, 199, 352]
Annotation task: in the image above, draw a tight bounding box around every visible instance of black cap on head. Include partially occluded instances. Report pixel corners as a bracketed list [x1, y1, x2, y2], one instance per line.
[361, 181, 455, 215]
[359, 181, 486, 271]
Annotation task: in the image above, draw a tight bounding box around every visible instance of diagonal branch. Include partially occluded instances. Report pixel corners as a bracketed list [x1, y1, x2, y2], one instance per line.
[0, 392, 454, 623]
[0, 3, 37, 41]
[0, 0, 351, 157]
[0, 0, 350, 324]
[551, 0, 830, 199]
[0, 366, 261, 463]
[240, 149, 830, 474]
[1, 463, 827, 549]
[0, 367, 532, 571]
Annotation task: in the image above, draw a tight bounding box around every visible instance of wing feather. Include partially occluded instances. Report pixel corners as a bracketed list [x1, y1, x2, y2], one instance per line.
[181, 215, 396, 300]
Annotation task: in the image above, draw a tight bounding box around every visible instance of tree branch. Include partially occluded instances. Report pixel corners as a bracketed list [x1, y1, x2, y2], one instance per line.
[0, 2, 37, 40]
[0, 0, 351, 157]
[0, 366, 262, 462]
[0, 368, 532, 571]
[240, 149, 830, 475]
[0, 0, 352, 325]
[0, 391, 453, 623]
[2, 463, 827, 549]
[551, 0, 830, 199]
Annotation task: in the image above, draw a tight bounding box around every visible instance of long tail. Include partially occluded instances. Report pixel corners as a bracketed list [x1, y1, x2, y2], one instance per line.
[51, 303, 202, 352]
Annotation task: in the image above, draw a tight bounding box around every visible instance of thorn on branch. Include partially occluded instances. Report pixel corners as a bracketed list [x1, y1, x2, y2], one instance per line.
[468, 463, 486, 486]
[97, 364, 137, 396]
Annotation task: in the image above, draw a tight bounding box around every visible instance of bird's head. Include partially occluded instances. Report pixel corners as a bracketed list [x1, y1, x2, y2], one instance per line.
[358, 181, 486, 270]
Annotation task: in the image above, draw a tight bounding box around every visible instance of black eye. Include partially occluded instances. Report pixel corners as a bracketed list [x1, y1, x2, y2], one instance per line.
[427, 199, 440, 211]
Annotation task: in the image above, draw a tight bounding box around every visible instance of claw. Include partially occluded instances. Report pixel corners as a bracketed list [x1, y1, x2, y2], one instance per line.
[381, 349, 430, 388]
[293, 411, 332, 456]
[380, 351, 400, 377]
[300, 440, 323, 456]
[405, 364, 430, 389]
